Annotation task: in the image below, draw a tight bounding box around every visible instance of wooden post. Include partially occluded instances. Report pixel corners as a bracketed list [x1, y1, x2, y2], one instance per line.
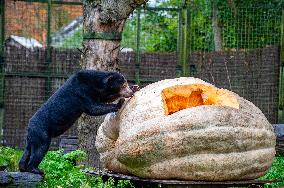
[0, 0, 4, 57]
[177, 9, 183, 77]
[0, 0, 5, 144]
[178, 0, 190, 77]
[182, 4, 190, 77]
[135, 8, 141, 85]
[45, 0, 52, 100]
[279, 9, 284, 123]
[281, 9, 284, 66]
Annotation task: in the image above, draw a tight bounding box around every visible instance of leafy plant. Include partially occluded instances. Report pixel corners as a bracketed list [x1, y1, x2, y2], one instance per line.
[39, 149, 135, 188]
[60, 27, 83, 49]
[39, 150, 92, 187]
[259, 155, 284, 187]
[0, 146, 23, 171]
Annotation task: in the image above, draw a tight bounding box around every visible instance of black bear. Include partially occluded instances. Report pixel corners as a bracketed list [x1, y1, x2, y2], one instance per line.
[19, 70, 138, 175]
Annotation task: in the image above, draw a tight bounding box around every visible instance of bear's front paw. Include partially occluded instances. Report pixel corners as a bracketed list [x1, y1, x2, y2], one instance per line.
[27, 167, 45, 176]
[130, 85, 140, 93]
[116, 98, 125, 109]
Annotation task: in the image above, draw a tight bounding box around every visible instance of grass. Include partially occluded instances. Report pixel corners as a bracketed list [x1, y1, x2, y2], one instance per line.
[259, 155, 284, 187]
[0, 146, 283, 187]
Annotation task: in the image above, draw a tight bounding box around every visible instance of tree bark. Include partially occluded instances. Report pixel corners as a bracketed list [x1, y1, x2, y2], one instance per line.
[78, 0, 148, 167]
[212, 0, 222, 51]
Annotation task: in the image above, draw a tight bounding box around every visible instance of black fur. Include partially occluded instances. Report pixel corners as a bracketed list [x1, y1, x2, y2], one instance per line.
[19, 70, 135, 175]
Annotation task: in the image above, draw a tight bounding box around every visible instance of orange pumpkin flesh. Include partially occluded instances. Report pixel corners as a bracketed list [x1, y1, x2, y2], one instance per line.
[161, 84, 240, 115]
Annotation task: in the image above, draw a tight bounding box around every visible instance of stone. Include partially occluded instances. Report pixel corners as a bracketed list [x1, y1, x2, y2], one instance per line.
[0, 172, 42, 187]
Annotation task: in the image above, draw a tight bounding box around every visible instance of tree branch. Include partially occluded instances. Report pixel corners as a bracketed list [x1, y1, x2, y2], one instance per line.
[98, 0, 148, 23]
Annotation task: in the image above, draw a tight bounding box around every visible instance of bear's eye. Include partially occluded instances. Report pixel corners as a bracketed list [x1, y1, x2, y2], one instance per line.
[122, 83, 127, 88]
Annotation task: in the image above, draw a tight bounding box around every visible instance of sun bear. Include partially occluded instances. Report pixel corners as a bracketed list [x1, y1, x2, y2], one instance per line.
[19, 70, 139, 175]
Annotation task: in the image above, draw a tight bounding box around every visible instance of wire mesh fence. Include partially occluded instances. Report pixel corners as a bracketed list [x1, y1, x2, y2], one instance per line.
[186, 2, 283, 124]
[0, 0, 283, 148]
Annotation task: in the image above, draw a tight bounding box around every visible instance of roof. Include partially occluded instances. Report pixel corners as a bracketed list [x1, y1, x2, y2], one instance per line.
[8, 35, 43, 49]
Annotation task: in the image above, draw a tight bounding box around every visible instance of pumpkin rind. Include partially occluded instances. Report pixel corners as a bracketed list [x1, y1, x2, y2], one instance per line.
[96, 77, 276, 181]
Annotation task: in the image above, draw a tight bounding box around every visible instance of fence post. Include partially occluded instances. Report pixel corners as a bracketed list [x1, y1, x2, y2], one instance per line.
[178, 0, 190, 77]
[0, 0, 4, 58]
[0, 0, 5, 144]
[279, 9, 284, 123]
[45, 0, 52, 100]
[135, 8, 141, 85]
[183, 4, 190, 77]
[47, 0, 51, 53]
[177, 9, 182, 77]
[0, 0, 5, 103]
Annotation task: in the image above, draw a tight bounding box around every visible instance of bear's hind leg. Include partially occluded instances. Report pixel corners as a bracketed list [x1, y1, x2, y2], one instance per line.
[19, 144, 31, 172]
[27, 137, 51, 175]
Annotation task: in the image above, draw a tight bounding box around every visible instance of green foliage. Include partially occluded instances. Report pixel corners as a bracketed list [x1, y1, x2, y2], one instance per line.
[39, 149, 134, 188]
[217, 0, 282, 49]
[188, 0, 214, 51]
[56, 0, 282, 52]
[37, 150, 87, 187]
[60, 27, 83, 49]
[142, 10, 178, 52]
[121, 15, 137, 50]
[63, 149, 87, 162]
[259, 155, 284, 187]
[0, 146, 22, 171]
[122, 9, 178, 52]
[0, 146, 134, 187]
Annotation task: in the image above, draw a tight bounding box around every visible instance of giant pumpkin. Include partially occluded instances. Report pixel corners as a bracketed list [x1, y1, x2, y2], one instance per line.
[95, 77, 276, 181]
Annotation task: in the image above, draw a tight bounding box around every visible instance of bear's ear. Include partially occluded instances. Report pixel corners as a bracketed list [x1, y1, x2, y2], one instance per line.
[102, 73, 117, 85]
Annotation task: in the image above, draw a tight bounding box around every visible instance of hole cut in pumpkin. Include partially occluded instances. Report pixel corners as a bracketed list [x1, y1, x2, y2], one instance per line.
[161, 84, 239, 115]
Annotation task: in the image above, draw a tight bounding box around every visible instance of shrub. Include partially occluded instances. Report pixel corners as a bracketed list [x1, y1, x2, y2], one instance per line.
[0, 146, 22, 171]
[39, 150, 134, 188]
[259, 155, 284, 187]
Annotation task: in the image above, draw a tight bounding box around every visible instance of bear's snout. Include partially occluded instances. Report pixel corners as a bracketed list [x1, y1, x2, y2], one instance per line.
[119, 85, 134, 98]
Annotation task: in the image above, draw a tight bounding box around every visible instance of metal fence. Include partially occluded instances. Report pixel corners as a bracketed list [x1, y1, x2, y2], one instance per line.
[0, 0, 283, 148]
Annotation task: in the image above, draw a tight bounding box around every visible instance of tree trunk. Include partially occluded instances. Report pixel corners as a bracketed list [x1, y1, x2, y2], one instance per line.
[212, 0, 222, 51]
[78, 0, 148, 167]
